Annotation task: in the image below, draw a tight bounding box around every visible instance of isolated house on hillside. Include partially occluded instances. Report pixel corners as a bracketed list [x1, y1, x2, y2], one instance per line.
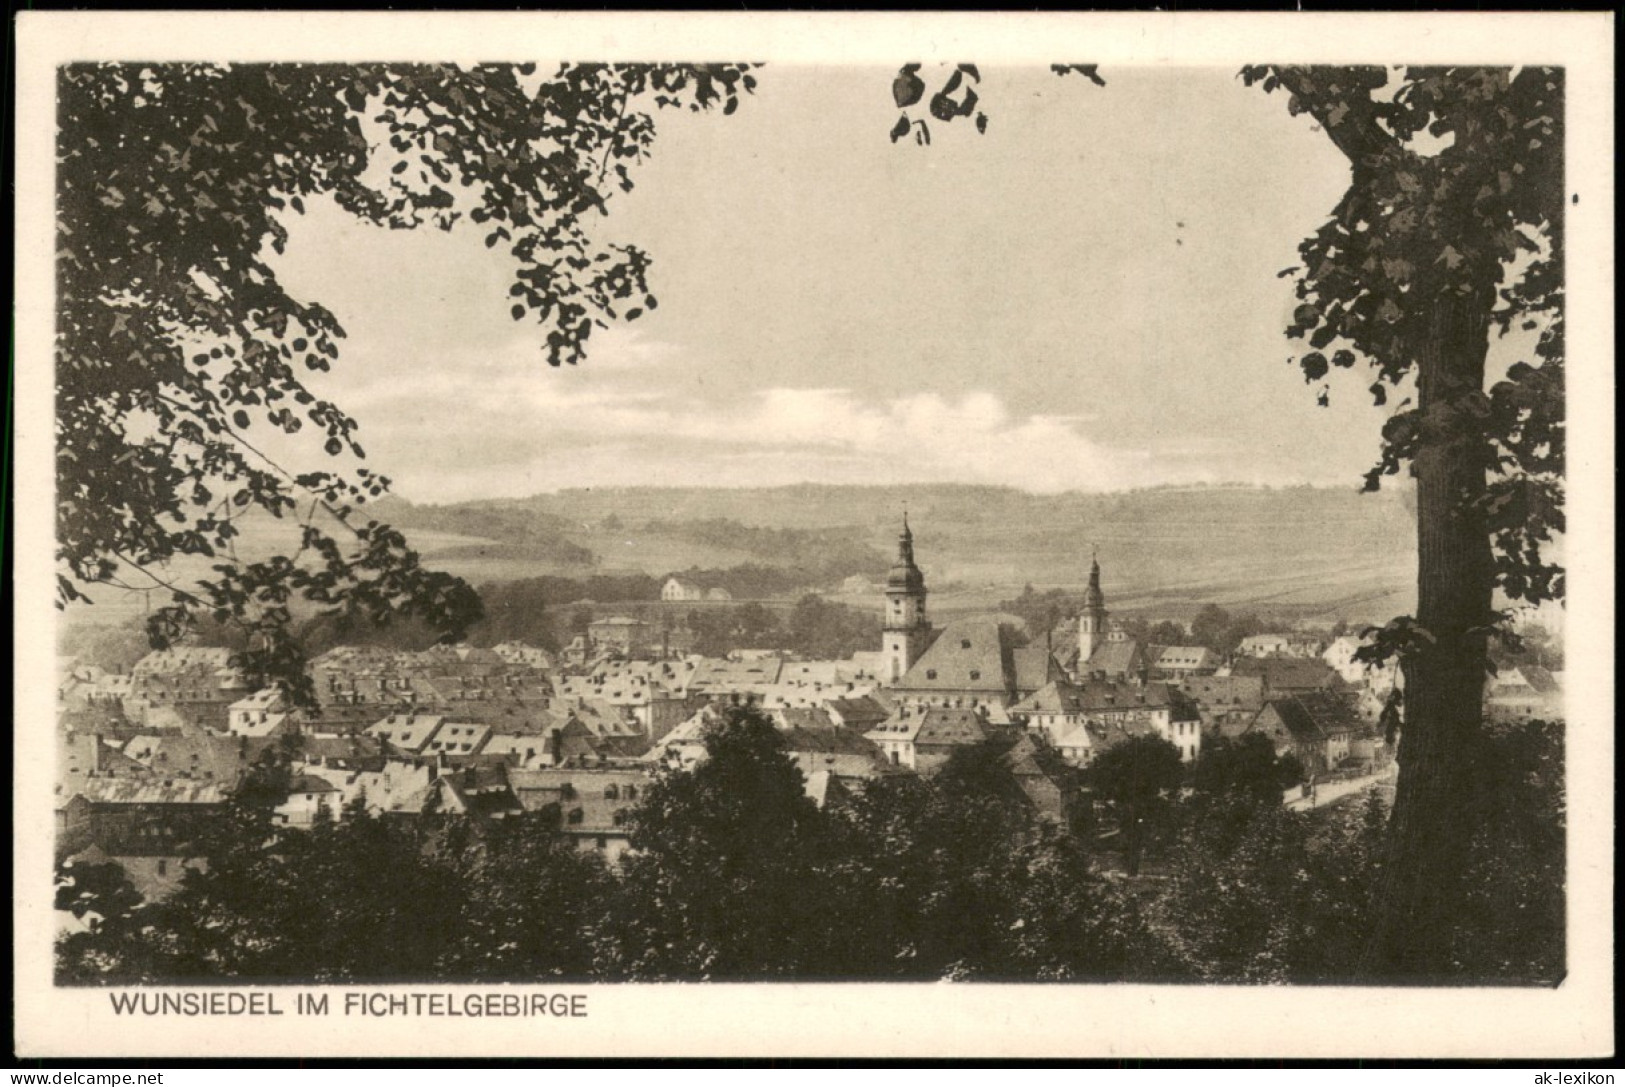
[661, 576, 705, 602]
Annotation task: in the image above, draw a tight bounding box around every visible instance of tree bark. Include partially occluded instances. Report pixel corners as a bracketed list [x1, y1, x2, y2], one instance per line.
[1360, 288, 1497, 981]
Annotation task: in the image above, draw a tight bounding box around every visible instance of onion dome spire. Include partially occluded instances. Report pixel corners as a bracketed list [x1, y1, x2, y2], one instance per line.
[887, 513, 925, 593]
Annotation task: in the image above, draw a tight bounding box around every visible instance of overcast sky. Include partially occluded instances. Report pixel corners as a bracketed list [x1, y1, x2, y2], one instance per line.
[271, 65, 1422, 504]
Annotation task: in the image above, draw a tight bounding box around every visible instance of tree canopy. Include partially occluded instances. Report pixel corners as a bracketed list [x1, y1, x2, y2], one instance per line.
[57, 61, 755, 700]
[889, 60, 1566, 980]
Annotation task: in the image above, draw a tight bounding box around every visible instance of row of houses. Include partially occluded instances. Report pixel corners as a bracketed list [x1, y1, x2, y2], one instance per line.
[53, 525, 1560, 907]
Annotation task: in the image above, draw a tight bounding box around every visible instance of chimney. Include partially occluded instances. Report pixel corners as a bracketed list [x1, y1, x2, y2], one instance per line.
[91, 733, 104, 775]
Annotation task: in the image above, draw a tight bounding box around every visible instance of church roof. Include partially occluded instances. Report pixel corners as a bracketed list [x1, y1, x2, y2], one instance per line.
[1080, 638, 1146, 679]
[1011, 646, 1064, 694]
[896, 618, 1016, 695]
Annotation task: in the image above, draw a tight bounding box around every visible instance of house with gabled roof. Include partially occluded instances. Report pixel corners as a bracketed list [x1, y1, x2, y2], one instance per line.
[1226, 655, 1345, 698]
[1011, 678, 1202, 763]
[276, 772, 343, 827]
[826, 694, 892, 732]
[365, 712, 446, 755]
[998, 731, 1076, 822]
[866, 704, 990, 774]
[118, 731, 272, 786]
[1150, 645, 1220, 678]
[225, 688, 299, 739]
[420, 721, 492, 759]
[57, 777, 229, 900]
[1246, 690, 1369, 776]
[779, 722, 887, 781]
[509, 766, 648, 863]
[428, 764, 526, 822]
[1484, 664, 1562, 722]
[1179, 674, 1267, 738]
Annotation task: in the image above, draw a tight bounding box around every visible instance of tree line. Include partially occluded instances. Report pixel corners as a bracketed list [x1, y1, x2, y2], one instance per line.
[999, 588, 1277, 657]
[63, 581, 884, 669]
[57, 708, 1561, 985]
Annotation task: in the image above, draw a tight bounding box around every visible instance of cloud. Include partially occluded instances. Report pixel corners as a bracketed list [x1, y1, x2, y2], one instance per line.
[332, 339, 1213, 501]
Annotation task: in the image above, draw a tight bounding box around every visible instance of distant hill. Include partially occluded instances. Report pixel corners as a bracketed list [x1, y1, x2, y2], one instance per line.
[385, 483, 1418, 625]
[61, 483, 1419, 629]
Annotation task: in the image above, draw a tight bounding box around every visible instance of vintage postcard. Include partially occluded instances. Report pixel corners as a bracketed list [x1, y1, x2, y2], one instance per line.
[12, 11, 1615, 1060]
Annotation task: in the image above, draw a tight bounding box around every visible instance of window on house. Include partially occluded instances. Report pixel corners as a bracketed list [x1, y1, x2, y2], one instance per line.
[157, 860, 167, 876]
[961, 639, 971, 649]
[969, 670, 981, 681]
[926, 670, 937, 680]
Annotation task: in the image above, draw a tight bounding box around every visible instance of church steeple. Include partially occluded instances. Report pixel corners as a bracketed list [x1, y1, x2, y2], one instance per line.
[1079, 546, 1109, 667]
[887, 513, 924, 593]
[882, 513, 930, 685]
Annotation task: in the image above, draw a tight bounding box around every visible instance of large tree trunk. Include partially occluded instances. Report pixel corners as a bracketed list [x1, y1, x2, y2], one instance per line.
[1360, 288, 1498, 981]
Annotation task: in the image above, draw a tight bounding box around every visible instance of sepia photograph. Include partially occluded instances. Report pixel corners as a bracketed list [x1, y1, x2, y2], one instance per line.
[12, 11, 1615, 1061]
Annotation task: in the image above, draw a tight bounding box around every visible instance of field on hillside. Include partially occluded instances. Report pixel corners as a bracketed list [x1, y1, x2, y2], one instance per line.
[61, 483, 1420, 633]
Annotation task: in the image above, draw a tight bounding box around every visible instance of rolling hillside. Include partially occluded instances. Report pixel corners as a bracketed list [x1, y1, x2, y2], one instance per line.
[375, 483, 1419, 624]
[62, 483, 1419, 630]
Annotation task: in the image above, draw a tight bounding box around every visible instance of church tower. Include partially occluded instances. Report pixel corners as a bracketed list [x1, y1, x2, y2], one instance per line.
[1078, 550, 1109, 667]
[882, 515, 931, 685]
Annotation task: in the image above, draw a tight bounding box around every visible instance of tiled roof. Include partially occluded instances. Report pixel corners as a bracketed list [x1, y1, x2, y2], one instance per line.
[914, 707, 988, 747]
[826, 695, 891, 730]
[897, 619, 1015, 694]
[67, 777, 228, 806]
[508, 767, 646, 833]
[119, 732, 271, 785]
[1080, 638, 1145, 678]
[1256, 691, 1367, 742]
[1012, 680, 1089, 717]
[1153, 646, 1218, 670]
[366, 714, 446, 753]
[689, 657, 785, 691]
[286, 773, 340, 795]
[1014, 679, 1197, 719]
[1229, 656, 1342, 692]
[1011, 646, 1064, 693]
[780, 724, 881, 758]
[1178, 674, 1266, 708]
